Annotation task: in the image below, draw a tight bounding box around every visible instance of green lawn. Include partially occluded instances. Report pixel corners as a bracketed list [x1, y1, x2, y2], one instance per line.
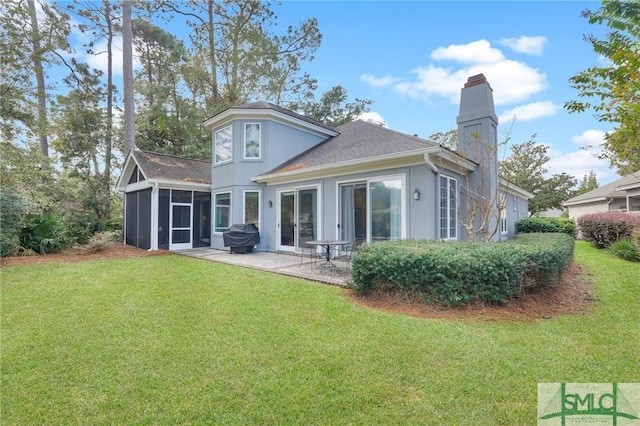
[1, 241, 638, 425]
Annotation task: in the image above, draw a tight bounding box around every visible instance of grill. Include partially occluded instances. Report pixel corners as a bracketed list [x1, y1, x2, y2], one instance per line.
[223, 223, 260, 253]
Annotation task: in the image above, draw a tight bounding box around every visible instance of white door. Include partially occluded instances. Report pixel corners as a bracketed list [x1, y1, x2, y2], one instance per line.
[170, 203, 192, 250]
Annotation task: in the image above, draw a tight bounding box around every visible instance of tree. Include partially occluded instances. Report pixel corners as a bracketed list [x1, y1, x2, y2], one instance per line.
[122, 0, 135, 154]
[1, 1, 71, 159]
[151, 0, 321, 110]
[290, 85, 372, 127]
[575, 170, 599, 195]
[565, 0, 640, 173]
[428, 129, 458, 150]
[500, 137, 577, 216]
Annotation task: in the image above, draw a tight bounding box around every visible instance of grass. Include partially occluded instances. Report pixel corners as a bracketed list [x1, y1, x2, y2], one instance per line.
[1, 241, 638, 425]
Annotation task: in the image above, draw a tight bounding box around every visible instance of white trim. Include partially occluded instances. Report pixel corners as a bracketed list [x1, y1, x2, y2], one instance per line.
[203, 108, 338, 138]
[213, 191, 232, 234]
[336, 173, 407, 243]
[243, 122, 262, 160]
[253, 148, 477, 186]
[499, 177, 534, 200]
[439, 174, 458, 240]
[242, 189, 261, 230]
[214, 124, 233, 165]
[276, 184, 322, 253]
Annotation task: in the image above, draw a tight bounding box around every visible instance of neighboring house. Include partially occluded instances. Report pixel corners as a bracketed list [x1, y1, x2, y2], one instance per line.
[563, 171, 640, 220]
[117, 74, 532, 252]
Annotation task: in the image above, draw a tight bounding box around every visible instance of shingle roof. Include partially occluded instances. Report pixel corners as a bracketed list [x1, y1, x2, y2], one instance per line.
[260, 120, 438, 175]
[205, 101, 339, 133]
[133, 150, 211, 184]
[564, 171, 640, 205]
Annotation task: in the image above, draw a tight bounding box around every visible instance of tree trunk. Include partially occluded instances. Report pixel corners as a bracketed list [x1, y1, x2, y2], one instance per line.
[122, 0, 136, 154]
[28, 0, 49, 161]
[207, 0, 218, 108]
[103, 0, 113, 208]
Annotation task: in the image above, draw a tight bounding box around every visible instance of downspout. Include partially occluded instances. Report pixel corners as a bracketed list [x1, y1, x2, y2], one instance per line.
[423, 151, 439, 174]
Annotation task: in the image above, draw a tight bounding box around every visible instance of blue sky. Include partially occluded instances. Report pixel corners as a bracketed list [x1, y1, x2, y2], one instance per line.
[272, 1, 615, 184]
[75, 1, 616, 184]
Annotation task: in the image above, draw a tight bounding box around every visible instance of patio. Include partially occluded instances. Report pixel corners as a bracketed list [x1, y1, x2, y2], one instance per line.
[176, 248, 351, 287]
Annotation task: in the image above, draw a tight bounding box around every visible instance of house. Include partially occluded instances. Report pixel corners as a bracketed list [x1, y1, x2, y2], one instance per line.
[117, 74, 532, 252]
[563, 171, 640, 220]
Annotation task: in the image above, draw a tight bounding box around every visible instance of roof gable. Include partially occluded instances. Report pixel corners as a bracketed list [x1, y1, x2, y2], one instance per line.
[258, 120, 438, 176]
[203, 101, 339, 137]
[116, 150, 211, 191]
[564, 170, 640, 205]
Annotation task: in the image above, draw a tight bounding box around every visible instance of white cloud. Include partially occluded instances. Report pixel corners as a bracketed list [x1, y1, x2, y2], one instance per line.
[430, 40, 505, 64]
[498, 101, 560, 122]
[571, 129, 607, 148]
[357, 111, 387, 126]
[360, 74, 399, 88]
[497, 36, 548, 55]
[546, 147, 614, 183]
[360, 40, 547, 106]
[393, 59, 546, 106]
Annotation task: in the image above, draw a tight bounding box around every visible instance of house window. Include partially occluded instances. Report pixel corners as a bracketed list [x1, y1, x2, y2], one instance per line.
[440, 175, 457, 240]
[214, 192, 231, 233]
[500, 195, 508, 235]
[244, 123, 261, 159]
[244, 190, 260, 229]
[214, 125, 232, 165]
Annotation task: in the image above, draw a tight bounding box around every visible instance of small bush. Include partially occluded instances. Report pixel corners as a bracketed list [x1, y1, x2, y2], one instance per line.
[609, 238, 639, 262]
[577, 212, 640, 248]
[351, 233, 574, 307]
[516, 217, 577, 238]
[81, 231, 122, 254]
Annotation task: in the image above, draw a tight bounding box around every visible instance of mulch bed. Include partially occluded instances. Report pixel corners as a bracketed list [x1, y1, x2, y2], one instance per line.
[2, 245, 595, 321]
[0, 244, 169, 268]
[347, 263, 595, 321]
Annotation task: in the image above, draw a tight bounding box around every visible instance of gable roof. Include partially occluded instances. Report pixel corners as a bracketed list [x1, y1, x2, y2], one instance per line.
[256, 120, 440, 176]
[563, 171, 640, 206]
[203, 101, 339, 137]
[116, 150, 211, 191]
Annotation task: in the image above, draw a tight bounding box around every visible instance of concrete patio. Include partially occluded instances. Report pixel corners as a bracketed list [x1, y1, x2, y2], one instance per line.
[175, 248, 351, 287]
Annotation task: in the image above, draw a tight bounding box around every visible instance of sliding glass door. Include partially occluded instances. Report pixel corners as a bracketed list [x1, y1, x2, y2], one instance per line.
[339, 176, 405, 243]
[278, 187, 318, 252]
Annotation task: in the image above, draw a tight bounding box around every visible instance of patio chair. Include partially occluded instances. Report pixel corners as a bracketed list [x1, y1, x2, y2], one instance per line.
[334, 238, 365, 273]
[299, 237, 321, 267]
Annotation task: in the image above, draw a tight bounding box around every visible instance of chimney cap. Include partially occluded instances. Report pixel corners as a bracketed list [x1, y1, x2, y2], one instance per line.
[464, 73, 490, 88]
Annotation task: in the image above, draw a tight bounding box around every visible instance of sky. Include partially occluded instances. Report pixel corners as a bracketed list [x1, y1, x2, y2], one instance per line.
[72, 0, 618, 185]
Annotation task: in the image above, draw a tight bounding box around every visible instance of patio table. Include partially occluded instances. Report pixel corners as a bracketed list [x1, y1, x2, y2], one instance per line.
[305, 240, 349, 269]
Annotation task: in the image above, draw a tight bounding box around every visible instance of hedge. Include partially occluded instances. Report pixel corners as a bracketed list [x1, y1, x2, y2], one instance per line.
[577, 212, 640, 248]
[351, 233, 574, 307]
[515, 217, 577, 238]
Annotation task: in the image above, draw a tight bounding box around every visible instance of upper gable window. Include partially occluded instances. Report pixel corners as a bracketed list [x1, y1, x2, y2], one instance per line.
[244, 123, 261, 159]
[128, 165, 145, 184]
[214, 125, 233, 165]
[128, 165, 139, 184]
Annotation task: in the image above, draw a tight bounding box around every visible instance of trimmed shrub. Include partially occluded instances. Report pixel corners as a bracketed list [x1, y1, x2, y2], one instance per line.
[351, 233, 574, 307]
[577, 212, 640, 248]
[609, 237, 639, 262]
[516, 217, 577, 238]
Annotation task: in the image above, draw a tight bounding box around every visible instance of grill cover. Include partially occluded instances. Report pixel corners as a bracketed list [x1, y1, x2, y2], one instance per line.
[223, 223, 260, 251]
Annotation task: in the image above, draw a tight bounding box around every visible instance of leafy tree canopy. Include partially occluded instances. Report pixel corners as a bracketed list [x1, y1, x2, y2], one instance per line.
[565, 0, 640, 173]
[500, 137, 577, 216]
[290, 85, 372, 127]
